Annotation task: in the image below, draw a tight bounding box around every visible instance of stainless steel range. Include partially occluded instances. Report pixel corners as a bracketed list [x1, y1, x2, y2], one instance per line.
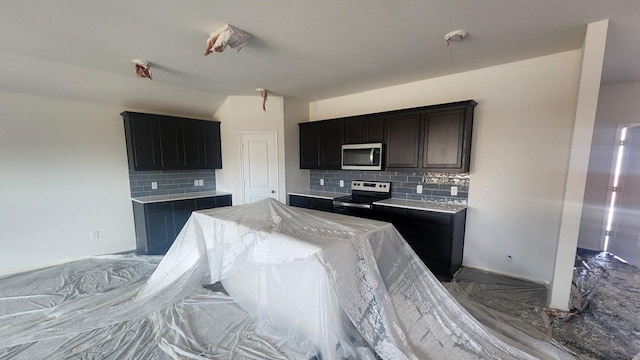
[332, 180, 391, 217]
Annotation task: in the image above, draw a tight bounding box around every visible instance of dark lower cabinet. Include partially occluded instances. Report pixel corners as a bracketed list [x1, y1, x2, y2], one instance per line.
[289, 195, 333, 212]
[373, 205, 466, 280]
[143, 203, 175, 255]
[287, 194, 467, 279]
[133, 195, 232, 255]
[371, 205, 409, 239]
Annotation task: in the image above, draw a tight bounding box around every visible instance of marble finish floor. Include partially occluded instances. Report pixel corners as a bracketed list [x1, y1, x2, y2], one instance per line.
[445, 249, 640, 360]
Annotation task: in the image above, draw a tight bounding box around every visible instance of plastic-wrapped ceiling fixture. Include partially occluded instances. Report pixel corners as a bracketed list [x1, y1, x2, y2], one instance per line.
[204, 24, 252, 55]
[0, 199, 575, 359]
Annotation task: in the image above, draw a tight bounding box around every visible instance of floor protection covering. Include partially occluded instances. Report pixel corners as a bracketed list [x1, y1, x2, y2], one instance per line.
[0, 198, 571, 359]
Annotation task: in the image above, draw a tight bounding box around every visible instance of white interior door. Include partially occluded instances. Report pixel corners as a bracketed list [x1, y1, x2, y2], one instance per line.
[609, 125, 640, 267]
[241, 132, 279, 204]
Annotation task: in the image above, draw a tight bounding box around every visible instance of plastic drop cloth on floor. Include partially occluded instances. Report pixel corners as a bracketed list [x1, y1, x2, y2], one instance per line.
[0, 198, 574, 359]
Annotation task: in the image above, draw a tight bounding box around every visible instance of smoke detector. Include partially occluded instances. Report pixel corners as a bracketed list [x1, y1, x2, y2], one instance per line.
[444, 29, 467, 49]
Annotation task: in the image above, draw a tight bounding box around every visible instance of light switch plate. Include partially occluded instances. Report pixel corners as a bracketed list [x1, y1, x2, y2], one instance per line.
[151, 181, 158, 190]
[339, 180, 344, 187]
[194, 180, 199, 186]
[416, 185, 423, 194]
[451, 186, 458, 196]
[320, 178, 324, 186]
[198, 179, 204, 186]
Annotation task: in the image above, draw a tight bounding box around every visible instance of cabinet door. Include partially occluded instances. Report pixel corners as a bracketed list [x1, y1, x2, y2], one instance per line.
[309, 198, 333, 212]
[123, 112, 161, 170]
[203, 121, 223, 169]
[343, 117, 363, 144]
[409, 210, 454, 277]
[372, 205, 409, 239]
[195, 197, 216, 210]
[421, 108, 464, 171]
[183, 120, 206, 169]
[145, 202, 175, 255]
[173, 199, 196, 238]
[299, 123, 319, 169]
[158, 118, 184, 169]
[289, 194, 310, 208]
[385, 112, 421, 169]
[363, 116, 385, 143]
[319, 120, 344, 169]
[215, 195, 232, 207]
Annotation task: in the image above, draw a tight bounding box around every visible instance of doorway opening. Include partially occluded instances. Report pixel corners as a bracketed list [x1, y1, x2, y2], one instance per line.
[601, 123, 640, 267]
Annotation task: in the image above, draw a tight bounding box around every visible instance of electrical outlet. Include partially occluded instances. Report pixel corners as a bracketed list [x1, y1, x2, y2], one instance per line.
[320, 178, 324, 186]
[416, 185, 423, 194]
[484, 188, 491, 199]
[194, 180, 199, 186]
[151, 181, 158, 190]
[451, 186, 458, 196]
[339, 180, 344, 187]
[90, 231, 100, 240]
[198, 179, 204, 186]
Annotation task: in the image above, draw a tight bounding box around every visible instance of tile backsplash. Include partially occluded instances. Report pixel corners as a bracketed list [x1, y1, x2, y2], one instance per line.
[310, 169, 469, 204]
[129, 169, 216, 198]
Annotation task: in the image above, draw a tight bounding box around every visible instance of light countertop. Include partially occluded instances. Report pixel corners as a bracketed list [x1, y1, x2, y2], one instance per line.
[288, 191, 466, 214]
[132, 191, 232, 204]
[373, 198, 467, 214]
[288, 190, 348, 200]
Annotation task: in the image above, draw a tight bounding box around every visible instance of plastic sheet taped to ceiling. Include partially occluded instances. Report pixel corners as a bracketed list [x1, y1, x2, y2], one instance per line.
[0, 199, 574, 359]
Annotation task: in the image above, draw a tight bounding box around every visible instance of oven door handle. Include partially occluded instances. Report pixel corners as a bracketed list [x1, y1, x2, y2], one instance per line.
[332, 201, 372, 209]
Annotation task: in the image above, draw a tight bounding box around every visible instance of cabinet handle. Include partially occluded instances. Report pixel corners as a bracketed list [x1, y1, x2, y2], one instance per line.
[271, 190, 276, 194]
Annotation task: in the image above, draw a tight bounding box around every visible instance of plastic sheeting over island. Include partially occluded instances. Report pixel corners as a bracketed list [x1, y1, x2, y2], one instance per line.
[0, 198, 573, 359]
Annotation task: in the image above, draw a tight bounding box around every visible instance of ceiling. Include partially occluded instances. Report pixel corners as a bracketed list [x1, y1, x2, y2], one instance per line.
[2, 1, 639, 118]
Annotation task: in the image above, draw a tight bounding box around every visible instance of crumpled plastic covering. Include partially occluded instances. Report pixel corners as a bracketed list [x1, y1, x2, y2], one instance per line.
[445, 268, 577, 360]
[0, 199, 572, 359]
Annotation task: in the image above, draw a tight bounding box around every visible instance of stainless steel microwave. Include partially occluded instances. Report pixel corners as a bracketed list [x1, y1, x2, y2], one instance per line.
[341, 143, 383, 170]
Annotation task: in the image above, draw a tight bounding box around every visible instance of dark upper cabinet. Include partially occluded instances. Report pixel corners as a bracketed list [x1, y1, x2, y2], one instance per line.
[299, 120, 343, 169]
[299, 123, 320, 169]
[318, 120, 344, 169]
[363, 116, 385, 143]
[122, 112, 222, 171]
[298, 100, 475, 172]
[124, 112, 161, 170]
[183, 120, 206, 169]
[343, 115, 385, 144]
[421, 103, 474, 172]
[203, 121, 222, 169]
[385, 100, 476, 172]
[343, 117, 364, 144]
[385, 111, 422, 169]
[158, 118, 184, 169]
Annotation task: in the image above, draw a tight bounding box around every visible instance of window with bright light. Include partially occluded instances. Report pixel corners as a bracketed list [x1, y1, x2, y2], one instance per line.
[604, 127, 628, 252]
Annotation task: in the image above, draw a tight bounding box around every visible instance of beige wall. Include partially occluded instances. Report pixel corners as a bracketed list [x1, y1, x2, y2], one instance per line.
[214, 96, 287, 205]
[283, 97, 310, 200]
[579, 81, 640, 250]
[309, 50, 582, 284]
[550, 19, 608, 310]
[0, 91, 135, 275]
